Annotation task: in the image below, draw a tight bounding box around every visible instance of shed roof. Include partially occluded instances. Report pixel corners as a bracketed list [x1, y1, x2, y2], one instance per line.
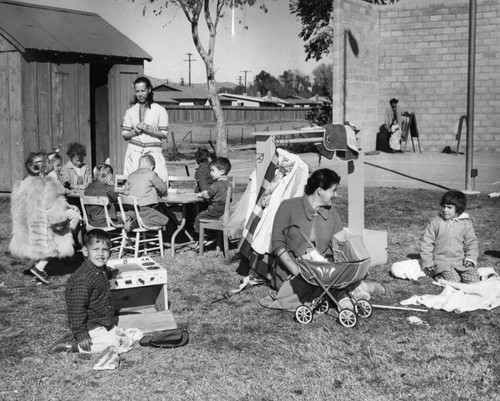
[0, 0, 151, 61]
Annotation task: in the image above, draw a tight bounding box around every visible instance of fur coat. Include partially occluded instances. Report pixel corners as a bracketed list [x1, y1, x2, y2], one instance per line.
[10, 174, 74, 260]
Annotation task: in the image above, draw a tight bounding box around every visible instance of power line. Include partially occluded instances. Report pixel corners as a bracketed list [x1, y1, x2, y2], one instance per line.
[184, 53, 197, 86]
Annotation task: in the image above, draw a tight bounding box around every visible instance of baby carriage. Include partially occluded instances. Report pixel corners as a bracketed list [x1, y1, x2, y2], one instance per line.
[284, 225, 373, 328]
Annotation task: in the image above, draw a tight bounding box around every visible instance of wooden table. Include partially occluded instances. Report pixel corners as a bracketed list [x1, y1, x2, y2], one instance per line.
[161, 192, 203, 257]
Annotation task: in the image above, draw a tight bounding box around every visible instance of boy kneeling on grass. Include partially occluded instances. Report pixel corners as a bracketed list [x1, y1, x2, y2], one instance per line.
[63, 229, 142, 369]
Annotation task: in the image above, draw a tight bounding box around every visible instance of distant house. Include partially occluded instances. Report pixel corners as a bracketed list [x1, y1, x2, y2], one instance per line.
[308, 95, 332, 105]
[218, 92, 290, 107]
[152, 81, 210, 106]
[0, 0, 151, 191]
[282, 95, 318, 108]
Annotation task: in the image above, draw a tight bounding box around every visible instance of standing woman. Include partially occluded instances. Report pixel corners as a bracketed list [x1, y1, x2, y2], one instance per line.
[121, 77, 169, 181]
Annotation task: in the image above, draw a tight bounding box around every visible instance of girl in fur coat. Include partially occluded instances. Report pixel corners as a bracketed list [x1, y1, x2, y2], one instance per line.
[10, 151, 76, 284]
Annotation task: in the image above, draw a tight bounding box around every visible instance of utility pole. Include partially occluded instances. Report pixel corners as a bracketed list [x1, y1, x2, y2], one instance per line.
[237, 75, 242, 90]
[184, 53, 197, 87]
[465, 0, 477, 192]
[241, 70, 251, 93]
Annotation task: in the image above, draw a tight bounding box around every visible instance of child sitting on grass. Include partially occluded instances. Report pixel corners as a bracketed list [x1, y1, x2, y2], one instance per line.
[61, 142, 92, 191]
[64, 229, 142, 369]
[123, 154, 169, 230]
[84, 164, 119, 227]
[194, 157, 232, 234]
[420, 190, 479, 283]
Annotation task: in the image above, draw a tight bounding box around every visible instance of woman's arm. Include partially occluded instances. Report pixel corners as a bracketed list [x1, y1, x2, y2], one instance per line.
[276, 247, 300, 277]
[136, 122, 168, 140]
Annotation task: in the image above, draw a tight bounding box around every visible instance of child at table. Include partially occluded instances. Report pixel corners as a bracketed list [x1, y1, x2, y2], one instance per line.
[420, 190, 479, 283]
[61, 142, 92, 191]
[83, 164, 120, 227]
[49, 152, 63, 182]
[194, 157, 232, 233]
[194, 146, 214, 193]
[124, 154, 169, 230]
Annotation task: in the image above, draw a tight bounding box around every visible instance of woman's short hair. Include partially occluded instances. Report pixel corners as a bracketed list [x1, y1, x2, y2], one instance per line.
[440, 190, 467, 215]
[94, 164, 114, 185]
[66, 142, 86, 159]
[304, 168, 341, 195]
[134, 76, 154, 105]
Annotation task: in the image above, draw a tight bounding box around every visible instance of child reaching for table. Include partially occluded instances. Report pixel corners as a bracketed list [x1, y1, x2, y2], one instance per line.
[194, 157, 231, 233]
[194, 146, 214, 193]
[420, 190, 479, 283]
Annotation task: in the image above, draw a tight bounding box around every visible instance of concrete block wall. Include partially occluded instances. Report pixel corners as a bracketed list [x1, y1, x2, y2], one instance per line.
[336, 0, 500, 152]
[332, 0, 380, 151]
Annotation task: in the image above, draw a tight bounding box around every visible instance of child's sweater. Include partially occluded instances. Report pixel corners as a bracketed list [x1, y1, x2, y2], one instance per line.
[420, 213, 478, 274]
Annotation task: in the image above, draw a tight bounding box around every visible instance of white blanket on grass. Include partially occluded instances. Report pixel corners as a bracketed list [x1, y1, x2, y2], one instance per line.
[401, 277, 500, 314]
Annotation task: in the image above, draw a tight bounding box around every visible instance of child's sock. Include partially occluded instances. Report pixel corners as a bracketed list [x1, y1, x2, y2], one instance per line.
[36, 260, 48, 272]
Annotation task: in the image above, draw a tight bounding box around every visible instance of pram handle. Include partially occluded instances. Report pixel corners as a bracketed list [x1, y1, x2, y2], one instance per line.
[282, 224, 349, 262]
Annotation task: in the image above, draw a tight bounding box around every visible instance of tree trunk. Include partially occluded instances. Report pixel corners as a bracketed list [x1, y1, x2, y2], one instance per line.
[207, 78, 227, 157]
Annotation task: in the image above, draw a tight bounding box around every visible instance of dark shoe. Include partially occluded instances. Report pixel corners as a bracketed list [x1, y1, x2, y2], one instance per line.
[30, 267, 50, 284]
[48, 332, 77, 353]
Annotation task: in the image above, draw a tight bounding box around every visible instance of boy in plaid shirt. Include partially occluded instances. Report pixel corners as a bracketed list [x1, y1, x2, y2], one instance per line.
[65, 229, 119, 353]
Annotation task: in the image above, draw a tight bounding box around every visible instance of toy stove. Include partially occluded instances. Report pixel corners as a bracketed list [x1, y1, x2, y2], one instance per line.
[106, 257, 175, 333]
[107, 257, 167, 290]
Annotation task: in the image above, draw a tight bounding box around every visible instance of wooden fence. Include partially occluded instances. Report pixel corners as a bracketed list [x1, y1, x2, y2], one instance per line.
[165, 106, 310, 124]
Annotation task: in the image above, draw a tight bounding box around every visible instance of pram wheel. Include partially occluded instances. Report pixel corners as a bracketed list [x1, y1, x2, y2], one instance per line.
[355, 299, 373, 318]
[313, 297, 330, 314]
[295, 305, 313, 324]
[338, 309, 357, 328]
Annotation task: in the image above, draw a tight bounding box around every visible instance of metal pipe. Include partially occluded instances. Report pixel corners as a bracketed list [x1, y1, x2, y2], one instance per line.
[465, 0, 477, 191]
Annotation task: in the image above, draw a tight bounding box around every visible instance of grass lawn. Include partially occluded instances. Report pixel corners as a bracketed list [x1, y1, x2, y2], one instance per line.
[0, 187, 499, 401]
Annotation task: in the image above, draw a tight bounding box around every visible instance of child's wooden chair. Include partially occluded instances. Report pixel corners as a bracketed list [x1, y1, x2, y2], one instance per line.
[198, 185, 233, 261]
[117, 195, 164, 258]
[80, 195, 124, 252]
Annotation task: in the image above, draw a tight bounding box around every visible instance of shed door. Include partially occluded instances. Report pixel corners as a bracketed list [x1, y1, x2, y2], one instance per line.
[108, 64, 144, 174]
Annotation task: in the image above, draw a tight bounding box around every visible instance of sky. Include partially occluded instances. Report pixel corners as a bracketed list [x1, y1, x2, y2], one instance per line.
[15, 0, 325, 85]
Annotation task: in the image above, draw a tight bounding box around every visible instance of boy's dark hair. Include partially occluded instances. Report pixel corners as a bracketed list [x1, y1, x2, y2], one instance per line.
[212, 157, 231, 175]
[440, 190, 467, 215]
[84, 229, 112, 248]
[209, 152, 217, 163]
[66, 142, 86, 159]
[195, 147, 210, 164]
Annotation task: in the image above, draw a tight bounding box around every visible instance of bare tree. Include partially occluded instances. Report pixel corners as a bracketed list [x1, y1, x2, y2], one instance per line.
[144, 0, 265, 156]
